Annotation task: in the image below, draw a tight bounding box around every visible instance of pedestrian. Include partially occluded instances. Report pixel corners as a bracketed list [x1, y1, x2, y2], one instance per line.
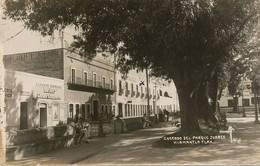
[142, 113, 150, 128]
[82, 121, 91, 143]
[77, 114, 91, 144]
[166, 110, 169, 122]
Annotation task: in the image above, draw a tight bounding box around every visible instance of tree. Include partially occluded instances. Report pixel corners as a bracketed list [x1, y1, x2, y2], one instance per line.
[4, 0, 260, 135]
[227, 59, 248, 112]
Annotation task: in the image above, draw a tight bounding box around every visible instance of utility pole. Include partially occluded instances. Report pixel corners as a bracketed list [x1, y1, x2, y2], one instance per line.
[154, 82, 157, 115]
[146, 68, 150, 118]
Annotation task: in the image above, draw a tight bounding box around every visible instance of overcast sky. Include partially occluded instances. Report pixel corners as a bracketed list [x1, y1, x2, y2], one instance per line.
[0, 3, 74, 55]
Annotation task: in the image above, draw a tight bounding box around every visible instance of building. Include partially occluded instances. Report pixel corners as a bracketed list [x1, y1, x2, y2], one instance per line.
[3, 48, 116, 130]
[3, 48, 179, 130]
[115, 69, 179, 119]
[219, 79, 254, 109]
[1, 69, 65, 131]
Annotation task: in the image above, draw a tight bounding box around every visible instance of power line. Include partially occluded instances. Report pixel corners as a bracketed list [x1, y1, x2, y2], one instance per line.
[2, 26, 26, 43]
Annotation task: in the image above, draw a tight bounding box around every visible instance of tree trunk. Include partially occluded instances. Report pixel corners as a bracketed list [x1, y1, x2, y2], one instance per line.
[177, 88, 202, 135]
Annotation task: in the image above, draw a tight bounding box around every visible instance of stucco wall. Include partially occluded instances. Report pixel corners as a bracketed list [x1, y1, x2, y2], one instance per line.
[3, 70, 65, 131]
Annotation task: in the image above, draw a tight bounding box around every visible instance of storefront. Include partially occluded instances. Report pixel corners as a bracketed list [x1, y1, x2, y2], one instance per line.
[2, 70, 65, 131]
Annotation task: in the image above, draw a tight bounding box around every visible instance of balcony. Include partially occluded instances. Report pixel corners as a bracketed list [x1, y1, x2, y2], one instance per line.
[136, 92, 140, 98]
[125, 90, 130, 97]
[67, 76, 116, 93]
[141, 93, 144, 98]
[119, 89, 124, 96]
[131, 91, 136, 97]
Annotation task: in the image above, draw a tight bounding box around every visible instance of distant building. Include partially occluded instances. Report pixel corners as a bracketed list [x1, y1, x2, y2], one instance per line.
[115, 69, 179, 118]
[219, 79, 254, 109]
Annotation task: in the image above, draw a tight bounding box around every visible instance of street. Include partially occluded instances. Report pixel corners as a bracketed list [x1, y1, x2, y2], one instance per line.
[78, 116, 260, 165]
[5, 112, 260, 165]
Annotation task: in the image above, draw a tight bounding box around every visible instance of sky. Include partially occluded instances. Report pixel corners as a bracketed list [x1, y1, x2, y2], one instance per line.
[0, 3, 74, 55]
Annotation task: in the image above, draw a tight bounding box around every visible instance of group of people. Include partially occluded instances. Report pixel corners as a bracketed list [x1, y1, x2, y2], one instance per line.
[74, 114, 91, 144]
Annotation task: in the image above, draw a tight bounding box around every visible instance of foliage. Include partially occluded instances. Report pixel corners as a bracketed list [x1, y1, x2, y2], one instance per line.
[4, 0, 260, 133]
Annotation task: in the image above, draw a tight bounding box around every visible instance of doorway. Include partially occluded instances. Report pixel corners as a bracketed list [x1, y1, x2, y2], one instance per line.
[93, 100, 99, 121]
[20, 102, 28, 130]
[40, 103, 47, 127]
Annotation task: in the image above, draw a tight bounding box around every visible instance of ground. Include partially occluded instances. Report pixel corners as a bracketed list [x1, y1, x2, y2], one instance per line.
[3, 111, 260, 165]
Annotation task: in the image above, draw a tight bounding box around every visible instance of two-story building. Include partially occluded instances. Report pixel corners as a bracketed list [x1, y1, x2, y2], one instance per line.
[3, 48, 116, 130]
[115, 69, 179, 119]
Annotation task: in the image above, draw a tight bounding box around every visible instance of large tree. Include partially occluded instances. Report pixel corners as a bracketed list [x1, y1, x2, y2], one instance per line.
[4, 0, 260, 135]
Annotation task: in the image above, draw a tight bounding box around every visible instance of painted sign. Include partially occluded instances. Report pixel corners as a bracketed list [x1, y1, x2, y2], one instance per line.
[34, 83, 63, 101]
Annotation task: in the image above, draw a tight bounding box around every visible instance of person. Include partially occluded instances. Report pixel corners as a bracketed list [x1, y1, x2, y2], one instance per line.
[142, 113, 150, 128]
[77, 114, 91, 144]
[165, 110, 169, 122]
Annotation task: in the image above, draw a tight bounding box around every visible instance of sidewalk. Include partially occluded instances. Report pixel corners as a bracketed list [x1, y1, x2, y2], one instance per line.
[3, 116, 260, 165]
[3, 122, 172, 165]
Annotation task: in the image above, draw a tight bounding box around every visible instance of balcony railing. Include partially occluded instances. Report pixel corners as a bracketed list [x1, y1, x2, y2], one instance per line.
[136, 92, 140, 98]
[125, 90, 130, 97]
[68, 76, 116, 92]
[131, 91, 136, 97]
[119, 89, 124, 96]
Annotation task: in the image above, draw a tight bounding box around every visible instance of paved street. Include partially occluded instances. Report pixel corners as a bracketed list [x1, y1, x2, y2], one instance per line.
[4, 112, 260, 165]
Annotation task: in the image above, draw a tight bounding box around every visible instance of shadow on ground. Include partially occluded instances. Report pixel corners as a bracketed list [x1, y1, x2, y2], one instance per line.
[81, 119, 260, 165]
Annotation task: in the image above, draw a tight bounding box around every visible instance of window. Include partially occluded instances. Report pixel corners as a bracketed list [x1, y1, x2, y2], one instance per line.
[84, 72, 88, 85]
[136, 85, 138, 92]
[119, 80, 122, 90]
[93, 73, 97, 87]
[69, 104, 73, 119]
[126, 82, 128, 90]
[86, 104, 91, 117]
[141, 87, 143, 94]
[101, 105, 104, 116]
[76, 104, 80, 118]
[112, 106, 115, 117]
[128, 104, 130, 116]
[81, 104, 85, 119]
[105, 105, 108, 119]
[131, 83, 134, 92]
[133, 105, 135, 116]
[125, 104, 128, 117]
[228, 100, 233, 107]
[53, 104, 59, 120]
[102, 76, 106, 88]
[110, 79, 113, 90]
[71, 69, 76, 83]
[243, 99, 250, 107]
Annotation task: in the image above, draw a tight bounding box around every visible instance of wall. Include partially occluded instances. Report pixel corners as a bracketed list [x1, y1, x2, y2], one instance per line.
[3, 70, 65, 131]
[3, 49, 64, 79]
[219, 81, 254, 108]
